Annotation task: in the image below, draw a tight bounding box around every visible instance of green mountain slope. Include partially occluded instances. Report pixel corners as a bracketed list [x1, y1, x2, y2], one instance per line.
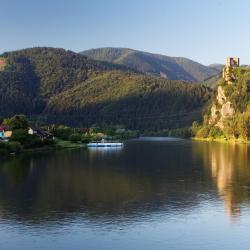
[46, 71, 211, 129]
[208, 64, 224, 71]
[201, 73, 221, 88]
[81, 48, 219, 82]
[0, 47, 212, 130]
[0, 47, 129, 116]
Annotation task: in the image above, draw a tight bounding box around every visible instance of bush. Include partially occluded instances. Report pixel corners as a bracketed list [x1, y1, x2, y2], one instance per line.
[3, 115, 28, 130]
[10, 129, 29, 144]
[42, 138, 55, 146]
[0, 141, 22, 155]
[5, 141, 22, 153]
[81, 136, 91, 144]
[69, 133, 81, 142]
[10, 129, 43, 148]
[208, 126, 223, 138]
[168, 127, 192, 138]
[191, 121, 200, 136]
[53, 125, 72, 140]
[0, 142, 9, 156]
[196, 126, 210, 138]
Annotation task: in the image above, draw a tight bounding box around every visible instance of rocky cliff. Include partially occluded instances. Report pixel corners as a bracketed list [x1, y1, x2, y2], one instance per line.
[195, 65, 250, 140]
[209, 86, 234, 129]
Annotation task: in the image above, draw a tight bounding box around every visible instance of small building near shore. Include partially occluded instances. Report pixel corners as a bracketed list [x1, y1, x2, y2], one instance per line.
[0, 128, 4, 138]
[0, 125, 13, 139]
[28, 127, 53, 140]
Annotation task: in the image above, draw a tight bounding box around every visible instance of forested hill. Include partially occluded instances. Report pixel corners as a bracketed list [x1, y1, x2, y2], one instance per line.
[0, 47, 131, 116]
[81, 47, 219, 82]
[0, 47, 212, 130]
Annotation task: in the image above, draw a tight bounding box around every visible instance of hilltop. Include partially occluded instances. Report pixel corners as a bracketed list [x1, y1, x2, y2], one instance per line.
[194, 65, 250, 141]
[81, 47, 219, 82]
[0, 47, 212, 130]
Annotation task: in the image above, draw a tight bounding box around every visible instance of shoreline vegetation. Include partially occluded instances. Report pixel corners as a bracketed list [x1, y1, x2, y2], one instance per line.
[22, 139, 87, 153]
[193, 136, 250, 144]
[0, 114, 139, 158]
[0, 139, 89, 160]
[1, 127, 249, 160]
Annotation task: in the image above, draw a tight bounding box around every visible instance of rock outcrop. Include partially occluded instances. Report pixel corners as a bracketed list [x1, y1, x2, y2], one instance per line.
[210, 86, 234, 129]
[209, 58, 239, 128]
[196, 59, 250, 141]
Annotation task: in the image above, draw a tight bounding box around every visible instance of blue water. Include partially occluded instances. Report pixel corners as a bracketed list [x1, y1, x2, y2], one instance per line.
[0, 138, 250, 249]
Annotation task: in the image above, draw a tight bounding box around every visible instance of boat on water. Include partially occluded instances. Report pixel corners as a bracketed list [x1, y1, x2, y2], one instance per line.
[87, 139, 123, 148]
[87, 142, 123, 147]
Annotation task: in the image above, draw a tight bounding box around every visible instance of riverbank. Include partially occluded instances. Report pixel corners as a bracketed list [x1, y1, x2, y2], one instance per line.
[54, 139, 86, 149]
[0, 139, 87, 159]
[193, 137, 250, 144]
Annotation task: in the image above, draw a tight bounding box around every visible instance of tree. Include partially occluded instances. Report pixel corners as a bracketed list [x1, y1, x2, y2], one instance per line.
[191, 121, 200, 136]
[52, 125, 72, 140]
[208, 126, 223, 138]
[3, 115, 28, 130]
[69, 133, 81, 142]
[237, 112, 250, 140]
[10, 129, 42, 148]
[196, 126, 210, 138]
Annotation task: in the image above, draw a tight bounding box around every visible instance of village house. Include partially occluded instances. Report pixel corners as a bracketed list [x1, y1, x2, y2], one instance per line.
[28, 127, 54, 140]
[0, 125, 13, 140]
[0, 125, 54, 141]
[0, 127, 4, 138]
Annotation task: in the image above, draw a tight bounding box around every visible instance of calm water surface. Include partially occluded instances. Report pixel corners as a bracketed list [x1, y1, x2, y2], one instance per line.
[1, 138, 250, 249]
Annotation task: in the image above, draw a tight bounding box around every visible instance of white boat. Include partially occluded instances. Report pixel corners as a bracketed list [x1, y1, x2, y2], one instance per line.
[87, 142, 123, 147]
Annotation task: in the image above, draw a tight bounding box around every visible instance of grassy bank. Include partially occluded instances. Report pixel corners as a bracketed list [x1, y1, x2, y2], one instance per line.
[193, 137, 250, 144]
[55, 139, 86, 149]
[0, 139, 87, 159]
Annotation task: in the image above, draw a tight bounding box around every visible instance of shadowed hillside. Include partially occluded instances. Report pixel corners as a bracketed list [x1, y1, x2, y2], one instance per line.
[0, 47, 212, 130]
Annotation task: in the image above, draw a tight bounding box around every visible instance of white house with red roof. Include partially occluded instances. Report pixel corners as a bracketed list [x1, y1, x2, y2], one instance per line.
[0, 125, 12, 140]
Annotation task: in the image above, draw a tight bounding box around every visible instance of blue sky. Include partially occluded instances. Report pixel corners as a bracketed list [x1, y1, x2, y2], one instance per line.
[0, 0, 250, 65]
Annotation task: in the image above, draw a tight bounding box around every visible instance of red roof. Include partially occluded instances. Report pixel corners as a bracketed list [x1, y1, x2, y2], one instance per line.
[0, 125, 11, 131]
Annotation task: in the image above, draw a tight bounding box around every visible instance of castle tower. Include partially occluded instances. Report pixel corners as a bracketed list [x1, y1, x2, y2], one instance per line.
[222, 57, 240, 84]
[226, 57, 240, 67]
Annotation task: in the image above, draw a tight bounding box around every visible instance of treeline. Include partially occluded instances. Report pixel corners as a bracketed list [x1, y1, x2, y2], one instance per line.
[46, 71, 211, 129]
[0, 114, 139, 157]
[0, 115, 54, 156]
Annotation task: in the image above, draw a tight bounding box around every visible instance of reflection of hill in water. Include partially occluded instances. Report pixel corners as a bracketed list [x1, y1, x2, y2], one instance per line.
[192, 142, 250, 220]
[0, 140, 249, 225]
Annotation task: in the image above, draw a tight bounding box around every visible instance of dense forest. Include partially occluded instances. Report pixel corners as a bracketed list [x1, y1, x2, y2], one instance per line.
[81, 47, 219, 82]
[0, 47, 212, 130]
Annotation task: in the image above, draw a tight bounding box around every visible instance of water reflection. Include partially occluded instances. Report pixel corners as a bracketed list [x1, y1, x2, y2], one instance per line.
[194, 142, 250, 220]
[0, 140, 250, 226]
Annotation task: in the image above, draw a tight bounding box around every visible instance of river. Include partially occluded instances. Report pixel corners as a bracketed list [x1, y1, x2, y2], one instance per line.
[0, 138, 250, 249]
